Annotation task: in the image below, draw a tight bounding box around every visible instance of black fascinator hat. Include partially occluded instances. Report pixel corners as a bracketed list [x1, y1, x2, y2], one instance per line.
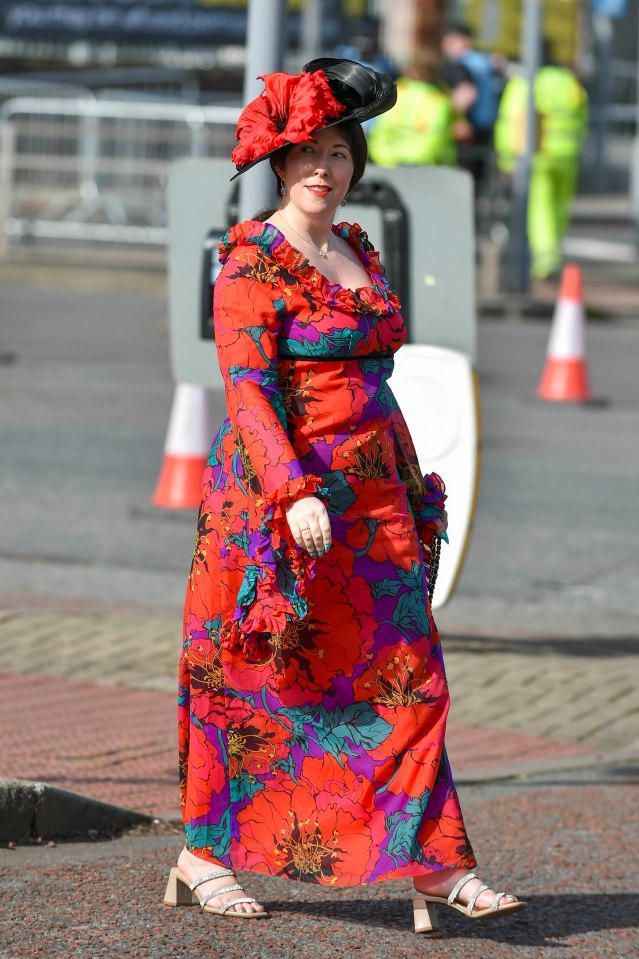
[230, 58, 397, 180]
[302, 57, 397, 126]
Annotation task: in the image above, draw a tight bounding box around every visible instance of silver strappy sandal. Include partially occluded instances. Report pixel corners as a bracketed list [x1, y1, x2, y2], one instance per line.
[413, 871, 525, 933]
[164, 866, 269, 919]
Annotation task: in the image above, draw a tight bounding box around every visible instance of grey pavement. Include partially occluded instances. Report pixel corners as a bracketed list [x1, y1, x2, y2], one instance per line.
[1, 256, 638, 770]
[1, 280, 638, 631]
[1, 767, 638, 959]
[1, 220, 639, 958]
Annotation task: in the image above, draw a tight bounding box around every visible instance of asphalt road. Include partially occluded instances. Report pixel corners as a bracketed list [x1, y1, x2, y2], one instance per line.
[1, 266, 638, 959]
[1, 767, 637, 959]
[1, 279, 638, 639]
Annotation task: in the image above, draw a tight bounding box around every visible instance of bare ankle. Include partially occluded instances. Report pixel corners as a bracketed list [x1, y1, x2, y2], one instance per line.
[179, 847, 216, 868]
[413, 866, 457, 889]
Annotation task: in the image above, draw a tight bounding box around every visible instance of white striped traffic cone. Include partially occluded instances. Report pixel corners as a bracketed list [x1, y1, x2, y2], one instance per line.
[537, 263, 591, 403]
[151, 383, 210, 509]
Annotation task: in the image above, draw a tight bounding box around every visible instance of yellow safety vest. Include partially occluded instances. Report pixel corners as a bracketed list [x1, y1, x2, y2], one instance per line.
[368, 77, 457, 168]
[494, 67, 588, 171]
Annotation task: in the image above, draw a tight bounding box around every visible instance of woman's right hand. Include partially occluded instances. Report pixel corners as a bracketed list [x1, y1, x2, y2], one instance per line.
[286, 496, 332, 556]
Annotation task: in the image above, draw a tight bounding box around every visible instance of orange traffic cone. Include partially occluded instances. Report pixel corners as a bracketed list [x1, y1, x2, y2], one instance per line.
[152, 383, 210, 509]
[537, 263, 591, 403]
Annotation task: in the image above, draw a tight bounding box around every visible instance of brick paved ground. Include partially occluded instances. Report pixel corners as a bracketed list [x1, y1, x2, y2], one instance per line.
[3, 611, 638, 758]
[0, 670, 596, 819]
[2, 607, 636, 818]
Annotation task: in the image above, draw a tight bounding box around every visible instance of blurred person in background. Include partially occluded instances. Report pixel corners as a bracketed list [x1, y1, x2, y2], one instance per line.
[368, 49, 458, 168]
[333, 42, 397, 81]
[494, 52, 588, 279]
[439, 21, 504, 191]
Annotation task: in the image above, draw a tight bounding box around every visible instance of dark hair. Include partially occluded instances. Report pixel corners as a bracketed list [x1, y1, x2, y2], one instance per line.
[254, 119, 367, 222]
[442, 21, 473, 39]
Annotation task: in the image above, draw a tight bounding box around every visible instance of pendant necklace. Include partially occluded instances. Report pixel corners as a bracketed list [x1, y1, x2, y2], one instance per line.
[281, 214, 331, 259]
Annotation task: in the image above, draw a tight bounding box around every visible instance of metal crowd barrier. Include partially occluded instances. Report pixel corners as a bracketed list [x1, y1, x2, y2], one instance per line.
[0, 59, 636, 257]
[0, 79, 91, 110]
[0, 97, 240, 252]
[582, 57, 638, 193]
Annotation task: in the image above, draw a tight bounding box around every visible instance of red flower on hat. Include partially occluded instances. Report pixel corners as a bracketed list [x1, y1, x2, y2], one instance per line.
[232, 71, 346, 170]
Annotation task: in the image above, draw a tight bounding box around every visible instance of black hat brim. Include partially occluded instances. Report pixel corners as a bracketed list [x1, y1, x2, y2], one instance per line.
[230, 57, 396, 181]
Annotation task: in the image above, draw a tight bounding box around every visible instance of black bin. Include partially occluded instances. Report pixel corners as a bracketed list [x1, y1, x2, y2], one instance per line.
[200, 177, 410, 341]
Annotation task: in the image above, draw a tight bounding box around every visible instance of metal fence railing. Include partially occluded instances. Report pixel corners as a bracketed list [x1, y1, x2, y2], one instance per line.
[581, 57, 638, 193]
[0, 79, 92, 110]
[0, 97, 240, 252]
[0, 59, 636, 257]
[3, 68, 202, 103]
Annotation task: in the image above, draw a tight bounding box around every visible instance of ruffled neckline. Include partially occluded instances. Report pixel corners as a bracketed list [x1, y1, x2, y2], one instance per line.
[218, 218, 400, 317]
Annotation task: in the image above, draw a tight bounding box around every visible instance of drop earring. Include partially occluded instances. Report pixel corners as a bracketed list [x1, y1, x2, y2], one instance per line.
[280, 183, 285, 196]
[341, 192, 349, 206]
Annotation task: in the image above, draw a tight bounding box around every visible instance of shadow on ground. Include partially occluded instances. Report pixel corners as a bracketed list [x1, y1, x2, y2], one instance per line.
[444, 634, 639, 657]
[266, 893, 637, 945]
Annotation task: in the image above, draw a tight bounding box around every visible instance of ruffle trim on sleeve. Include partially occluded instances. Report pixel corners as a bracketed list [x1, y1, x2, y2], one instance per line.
[221, 474, 330, 656]
[411, 472, 449, 546]
[218, 220, 287, 267]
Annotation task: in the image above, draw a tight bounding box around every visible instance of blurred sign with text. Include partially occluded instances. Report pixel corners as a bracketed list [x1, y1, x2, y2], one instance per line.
[0, 0, 367, 46]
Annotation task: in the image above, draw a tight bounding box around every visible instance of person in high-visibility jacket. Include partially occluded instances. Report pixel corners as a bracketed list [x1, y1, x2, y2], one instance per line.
[495, 64, 588, 279]
[368, 50, 457, 168]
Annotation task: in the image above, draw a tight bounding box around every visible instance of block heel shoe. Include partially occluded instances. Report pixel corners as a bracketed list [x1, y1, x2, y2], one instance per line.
[163, 866, 269, 919]
[413, 896, 441, 933]
[413, 872, 526, 934]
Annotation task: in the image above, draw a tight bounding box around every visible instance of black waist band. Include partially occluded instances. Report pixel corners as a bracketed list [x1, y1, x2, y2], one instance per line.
[278, 352, 394, 362]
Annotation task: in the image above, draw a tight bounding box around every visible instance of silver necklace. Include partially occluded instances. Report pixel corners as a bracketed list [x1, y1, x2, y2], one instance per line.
[281, 214, 331, 259]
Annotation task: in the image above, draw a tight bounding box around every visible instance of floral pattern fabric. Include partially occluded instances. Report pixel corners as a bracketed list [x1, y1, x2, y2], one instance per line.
[178, 219, 476, 885]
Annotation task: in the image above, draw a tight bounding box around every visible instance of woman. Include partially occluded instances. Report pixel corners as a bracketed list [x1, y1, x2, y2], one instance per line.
[164, 59, 525, 933]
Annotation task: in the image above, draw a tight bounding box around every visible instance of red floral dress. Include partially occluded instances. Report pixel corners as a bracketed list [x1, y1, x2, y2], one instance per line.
[179, 219, 476, 885]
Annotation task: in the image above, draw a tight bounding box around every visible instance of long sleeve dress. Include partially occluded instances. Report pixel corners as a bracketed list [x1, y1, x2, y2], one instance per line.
[178, 219, 476, 886]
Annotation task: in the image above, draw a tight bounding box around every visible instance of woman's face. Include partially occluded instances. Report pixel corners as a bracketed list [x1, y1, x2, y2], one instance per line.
[277, 126, 355, 218]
